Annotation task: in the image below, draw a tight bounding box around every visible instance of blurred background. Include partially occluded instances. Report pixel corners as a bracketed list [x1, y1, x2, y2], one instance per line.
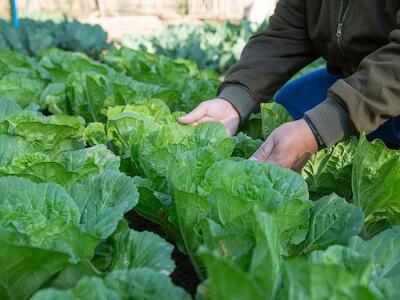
[0, 0, 281, 73]
[1, 0, 278, 38]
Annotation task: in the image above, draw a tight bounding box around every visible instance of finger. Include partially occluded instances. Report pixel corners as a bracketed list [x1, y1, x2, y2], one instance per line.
[250, 138, 274, 162]
[265, 153, 289, 168]
[179, 103, 207, 124]
[187, 116, 214, 127]
[197, 116, 214, 123]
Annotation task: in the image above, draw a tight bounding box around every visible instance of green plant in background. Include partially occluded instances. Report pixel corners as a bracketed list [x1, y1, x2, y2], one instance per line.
[122, 20, 263, 74]
[0, 17, 111, 57]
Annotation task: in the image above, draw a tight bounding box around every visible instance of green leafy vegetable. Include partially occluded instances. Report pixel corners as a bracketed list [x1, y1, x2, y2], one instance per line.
[0, 176, 98, 299]
[32, 269, 191, 300]
[352, 135, 400, 236]
[261, 102, 293, 139]
[0, 73, 44, 108]
[122, 21, 262, 73]
[302, 139, 356, 200]
[0, 18, 111, 57]
[70, 170, 139, 239]
[109, 229, 175, 274]
[299, 194, 363, 254]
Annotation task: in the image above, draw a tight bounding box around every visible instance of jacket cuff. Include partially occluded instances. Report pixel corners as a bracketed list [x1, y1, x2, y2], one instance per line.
[304, 97, 356, 147]
[218, 85, 259, 122]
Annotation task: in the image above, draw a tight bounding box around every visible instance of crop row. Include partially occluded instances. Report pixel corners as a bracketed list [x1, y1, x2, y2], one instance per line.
[0, 47, 399, 300]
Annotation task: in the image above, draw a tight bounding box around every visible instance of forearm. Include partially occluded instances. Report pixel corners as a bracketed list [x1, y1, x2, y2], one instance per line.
[218, 0, 318, 120]
[305, 27, 400, 147]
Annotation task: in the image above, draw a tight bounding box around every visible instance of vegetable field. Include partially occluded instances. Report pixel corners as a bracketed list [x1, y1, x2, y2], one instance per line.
[122, 21, 263, 73]
[0, 19, 399, 300]
[0, 18, 111, 58]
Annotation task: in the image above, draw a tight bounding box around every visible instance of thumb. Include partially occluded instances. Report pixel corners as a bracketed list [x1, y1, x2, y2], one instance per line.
[250, 138, 274, 162]
[179, 103, 207, 125]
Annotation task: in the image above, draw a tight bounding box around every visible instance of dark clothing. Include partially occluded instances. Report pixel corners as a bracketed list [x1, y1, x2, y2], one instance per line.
[218, 0, 400, 147]
[275, 67, 400, 146]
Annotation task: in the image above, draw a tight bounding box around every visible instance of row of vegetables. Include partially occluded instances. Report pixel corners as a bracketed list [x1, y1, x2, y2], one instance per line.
[0, 18, 111, 58]
[122, 20, 262, 73]
[0, 26, 400, 299]
[0, 17, 263, 74]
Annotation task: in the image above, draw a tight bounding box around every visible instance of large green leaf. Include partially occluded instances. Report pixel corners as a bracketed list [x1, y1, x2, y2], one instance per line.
[31, 277, 119, 300]
[0, 111, 84, 160]
[0, 73, 44, 108]
[349, 227, 400, 281]
[309, 245, 373, 285]
[299, 194, 363, 254]
[0, 176, 98, 299]
[110, 229, 175, 274]
[33, 269, 191, 300]
[199, 159, 309, 225]
[63, 145, 120, 181]
[70, 170, 139, 239]
[198, 211, 282, 299]
[282, 258, 376, 300]
[370, 276, 400, 300]
[247, 210, 282, 296]
[0, 238, 72, 300]
[105, 269, 192, 300]
[199, 251, 266, 300]
[170, 148, 224, 274]
[302, 139, 356, 200]
[107, 99, 173, 159]
[273, 198, 312, 255]
[0, 145, 119, 187]
[0, 98, 23, 121]
[0, 50, 40, 78]
[139, 121, 235, 192]
[172, 156, 308, 282]
[0, 153, 74, 185]
[38, 48, 110, 83]
[66, 72, 108, 123]
[232, 132, 263, 159]
[40, 82, 68, 115]
[132, 176, 180, 242]
[83, 122, 108, 146]
[261, 102, 292, 139]
[0, 135, 32, 167]
[102, 47, 219, 112]
[352, 135, 400, 234]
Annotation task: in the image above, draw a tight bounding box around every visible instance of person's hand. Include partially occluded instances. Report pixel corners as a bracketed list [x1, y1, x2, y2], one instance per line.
[250, 119, 318, 171]
[179, 98, 240, 136]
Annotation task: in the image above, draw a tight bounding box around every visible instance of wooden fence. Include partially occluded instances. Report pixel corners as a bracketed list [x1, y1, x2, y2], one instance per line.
[188, 0, 254, 20]
[1, 0, 11, 18]
[6, 0, 260, 20]
[97, 0, 180, 17]
[14, 0, 98, 18]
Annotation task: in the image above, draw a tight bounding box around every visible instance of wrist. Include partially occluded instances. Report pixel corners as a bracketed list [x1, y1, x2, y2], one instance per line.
[298, 119, 319, 154]
[217, 85, 259, 123]
[303, 116, 325, 149]
[219, 98, 240, 120]
[304, 97, 356, 147]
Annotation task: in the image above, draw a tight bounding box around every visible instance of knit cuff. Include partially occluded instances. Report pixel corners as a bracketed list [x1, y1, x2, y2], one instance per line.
[304, 97, 356, 147]
[218, 85, 259, 122]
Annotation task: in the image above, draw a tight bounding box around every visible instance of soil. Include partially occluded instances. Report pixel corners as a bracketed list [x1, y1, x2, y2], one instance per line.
[125, 210, 200, 297]
[170, 246, 200, 296]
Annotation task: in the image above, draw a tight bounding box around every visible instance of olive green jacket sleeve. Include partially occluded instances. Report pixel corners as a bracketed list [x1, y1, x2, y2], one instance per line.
[218, 0, 318, 121]
[305, 23, 400, 146]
